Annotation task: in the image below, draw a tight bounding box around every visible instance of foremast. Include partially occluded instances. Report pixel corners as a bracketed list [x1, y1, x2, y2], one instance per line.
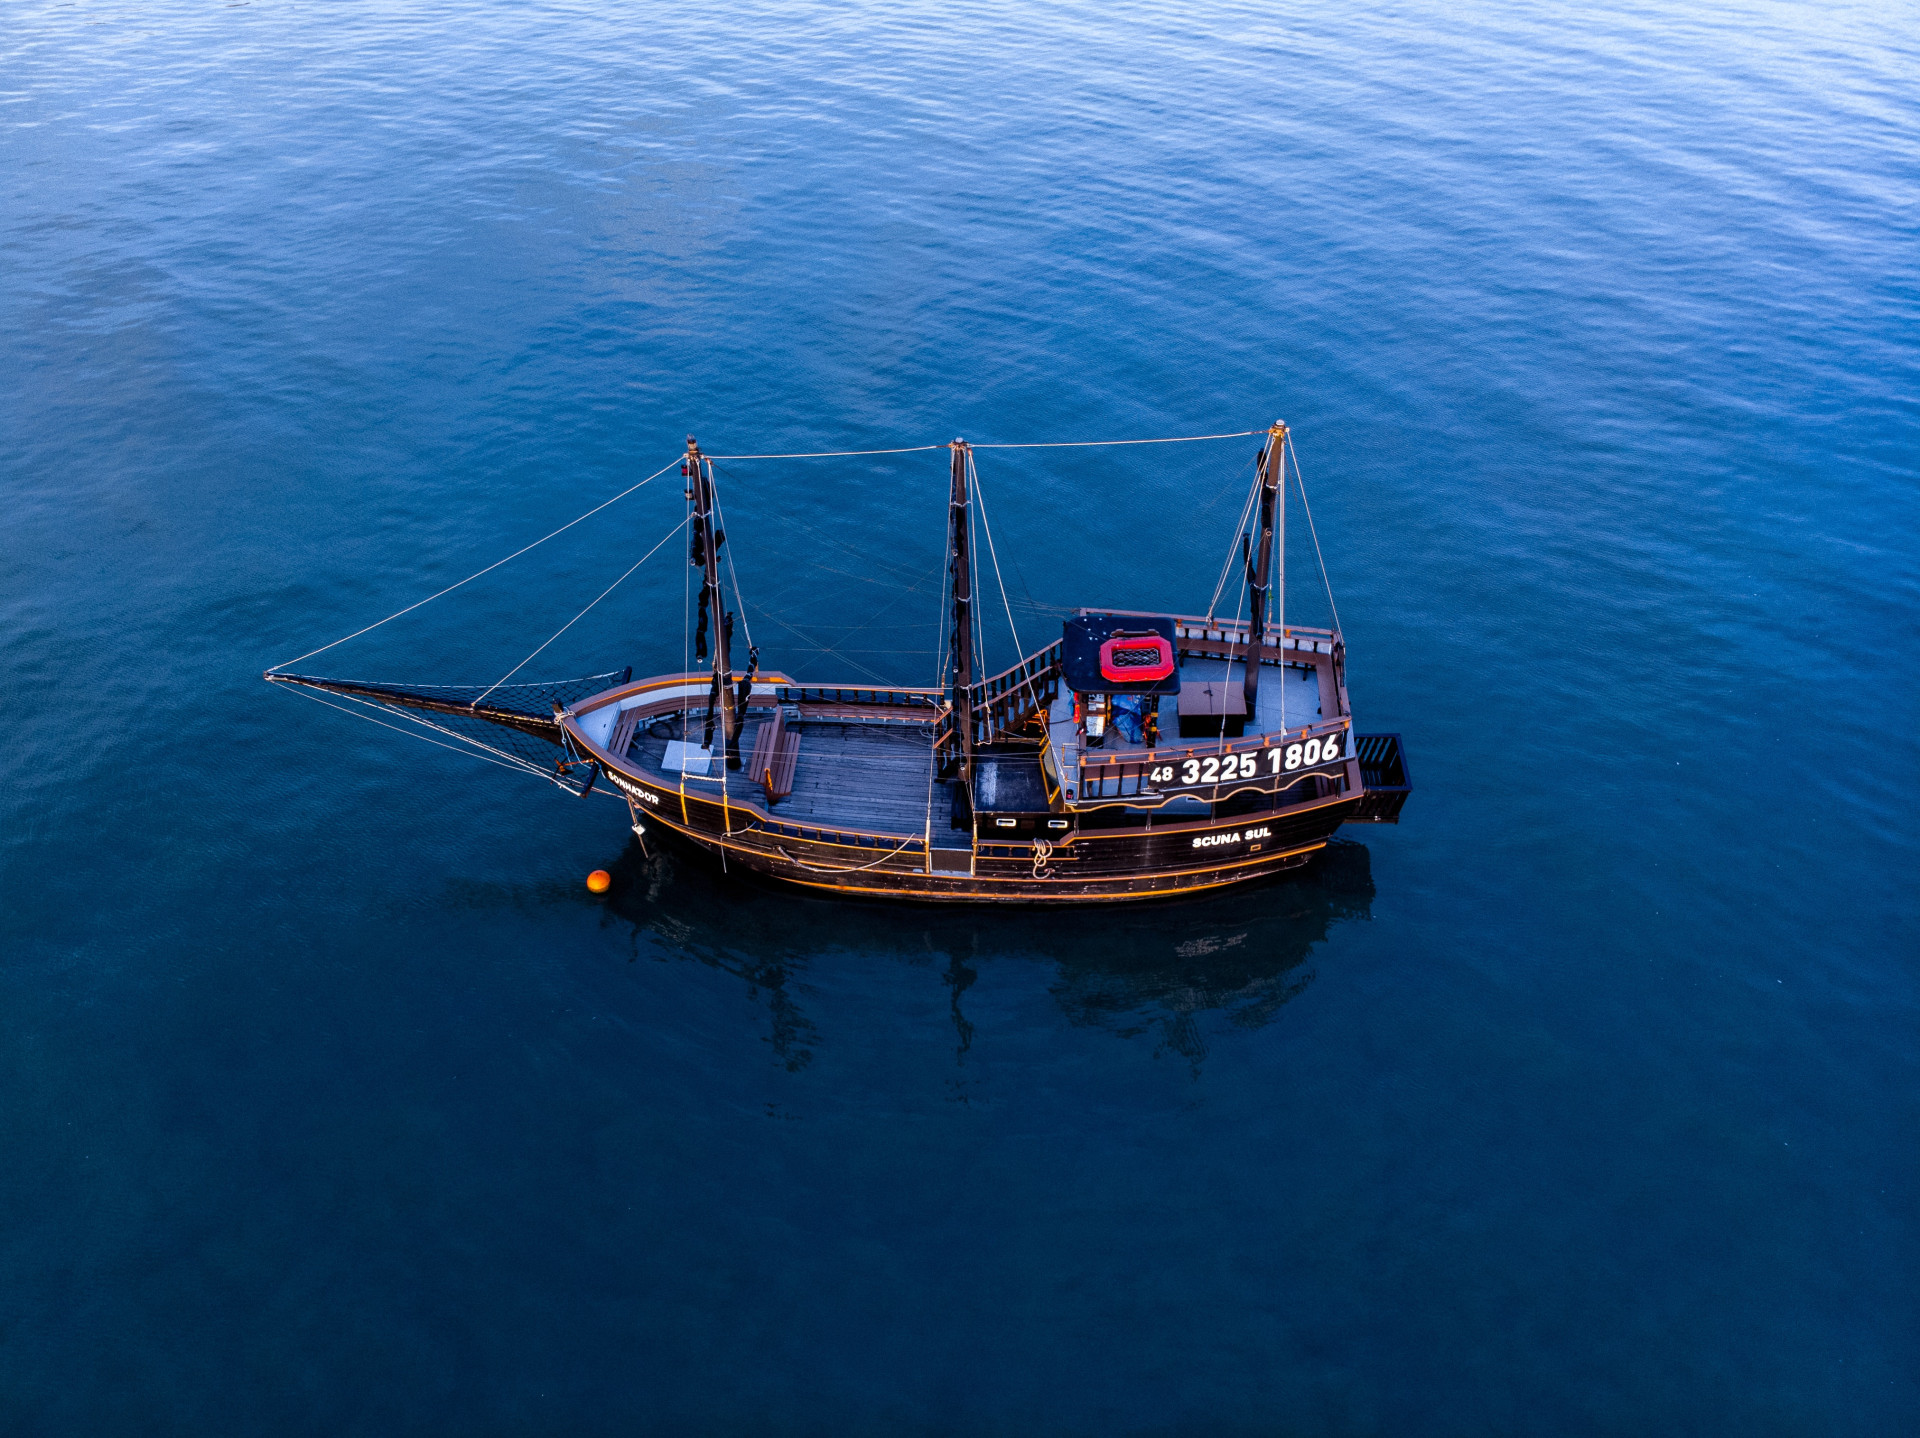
[685, 435, 751, 770]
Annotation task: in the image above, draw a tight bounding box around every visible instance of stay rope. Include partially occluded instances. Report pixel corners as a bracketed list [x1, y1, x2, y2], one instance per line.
[276, 683, 620, 800]
[280, 684, 548, 776]
[705, 445, 946, 460]
[742, 601, 897, 687]
[711, 479, 755, 653]
[1207, 464, 1264, 622]
[268, 456, 682, 673]
[470, 513, 689, 708]
[966, 451, 1025, 667]
[1287, 435, 1343, 638]
[704, 429, 1262, 461]
[973, 429, 1264, 450]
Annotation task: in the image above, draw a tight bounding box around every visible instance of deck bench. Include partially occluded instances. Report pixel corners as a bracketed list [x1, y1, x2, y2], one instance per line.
[607, 706, 643, 758]
[747, 709, 802, 804]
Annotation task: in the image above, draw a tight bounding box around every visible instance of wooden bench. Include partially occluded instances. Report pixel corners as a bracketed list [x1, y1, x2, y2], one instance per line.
[607, 706, 644, 758]
[746, 709, 802, 804]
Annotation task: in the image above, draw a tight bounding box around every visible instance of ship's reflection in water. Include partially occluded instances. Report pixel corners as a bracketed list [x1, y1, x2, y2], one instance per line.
[596, 838, 1375, 1071]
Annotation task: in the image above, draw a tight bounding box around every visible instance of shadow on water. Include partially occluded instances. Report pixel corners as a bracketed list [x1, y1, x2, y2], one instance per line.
[594, 837, 1376, 1072]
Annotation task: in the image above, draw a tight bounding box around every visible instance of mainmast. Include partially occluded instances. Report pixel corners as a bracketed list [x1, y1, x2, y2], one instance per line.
[946, 439, 975, 787]
[1243, 420, 1288, 717]
[686, 435, 742, 770]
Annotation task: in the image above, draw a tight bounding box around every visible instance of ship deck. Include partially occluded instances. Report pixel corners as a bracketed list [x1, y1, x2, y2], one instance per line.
[625, 713, 951, 839]
[1044, 654, 1326, 755]
[601, 649, 1335, 838]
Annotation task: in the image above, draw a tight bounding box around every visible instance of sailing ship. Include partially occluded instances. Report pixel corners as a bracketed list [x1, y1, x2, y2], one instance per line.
[267, 422, 1410, 902]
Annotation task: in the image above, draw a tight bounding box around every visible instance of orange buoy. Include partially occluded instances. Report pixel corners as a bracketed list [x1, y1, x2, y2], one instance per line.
[585, 869, 612, 894]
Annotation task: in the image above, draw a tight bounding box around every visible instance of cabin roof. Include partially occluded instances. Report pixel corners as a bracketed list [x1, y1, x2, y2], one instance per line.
[1060, 613, 1181, 695]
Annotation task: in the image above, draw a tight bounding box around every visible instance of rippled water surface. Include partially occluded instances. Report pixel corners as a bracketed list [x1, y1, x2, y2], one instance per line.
[3, 1, 1916, 1432]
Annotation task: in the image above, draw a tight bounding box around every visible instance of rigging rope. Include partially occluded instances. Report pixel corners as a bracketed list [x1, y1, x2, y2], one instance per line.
[268, 455, 682, 672]
[1221, 538, 1251, 757]
[706, 465, 934, 603]
[1287, 435, 1344, 638]
[1207, 464, 1264, 622]
[279, 683, 617, 801]
[749, 553, 945, 672]
[967, 449, 1051, 728]
[971, 429, 1264, 450]
[743, 601, 898, 687]
[966, 452, 1025, 667]
[470, 514, 689, 707]
[279, 683, 550, 776]
[969, 458, 985, 692]
[275, 673, 622, 699]
[706, 445, 945, 460]
[703, 430, 1263, 461]
[711, 480, 755, 651]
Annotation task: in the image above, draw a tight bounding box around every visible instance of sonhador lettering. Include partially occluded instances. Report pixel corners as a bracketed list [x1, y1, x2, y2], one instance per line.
[613, 775, 660, 806]
[1192, 826, 1272, 850]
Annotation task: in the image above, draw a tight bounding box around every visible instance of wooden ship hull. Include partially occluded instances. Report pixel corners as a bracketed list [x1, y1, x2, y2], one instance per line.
[555, 628, 1406, 903]
[268, 424, 1410, 905]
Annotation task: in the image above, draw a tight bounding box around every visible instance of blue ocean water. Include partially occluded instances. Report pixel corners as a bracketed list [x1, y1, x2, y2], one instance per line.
[3, 0, 1916, 1431]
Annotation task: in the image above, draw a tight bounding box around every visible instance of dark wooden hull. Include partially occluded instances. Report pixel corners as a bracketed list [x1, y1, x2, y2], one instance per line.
[272, 429, 1410, 907]
[600, 761, 1361, 903]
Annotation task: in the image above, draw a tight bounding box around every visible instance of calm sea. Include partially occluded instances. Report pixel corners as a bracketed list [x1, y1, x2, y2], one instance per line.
[3, 1, 1915, 1432]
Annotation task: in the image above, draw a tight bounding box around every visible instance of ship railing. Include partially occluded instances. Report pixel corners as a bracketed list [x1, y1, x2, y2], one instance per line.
[1170, 621, 1340, 663]
[963, 641, 1062, 744]
[775, 684, 944, 723]
[1348, 732, 1413, 823]
[1073, 608, 1340, 658]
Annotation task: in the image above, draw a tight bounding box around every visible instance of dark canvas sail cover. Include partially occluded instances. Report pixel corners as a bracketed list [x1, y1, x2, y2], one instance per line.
[1060, 614, 1180, 695]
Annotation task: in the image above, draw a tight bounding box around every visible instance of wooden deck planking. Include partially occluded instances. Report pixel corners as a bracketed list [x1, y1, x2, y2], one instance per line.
[627, 717, 938, 836]
[779, 722, 937, 832]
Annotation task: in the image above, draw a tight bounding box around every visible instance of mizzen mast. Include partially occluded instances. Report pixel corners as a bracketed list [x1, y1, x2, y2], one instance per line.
[1243, 420, 1288, 717]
